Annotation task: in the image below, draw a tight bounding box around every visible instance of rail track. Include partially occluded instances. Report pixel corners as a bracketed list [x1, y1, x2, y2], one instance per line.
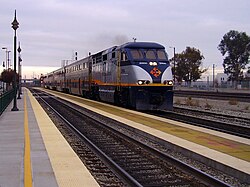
[174, 90, 250, 103]
[150, 107, 250, 139]
[174, 106, 250, 125]
[30, 88, 233, 187]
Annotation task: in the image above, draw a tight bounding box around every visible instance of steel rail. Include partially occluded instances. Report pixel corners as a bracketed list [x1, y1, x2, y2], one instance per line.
[31, 88, 232, 187]
[174, 90, 250, 102]
[157, 110, 250, 139]
[31, 89, 143, 187]
[174, 106, 250, 122]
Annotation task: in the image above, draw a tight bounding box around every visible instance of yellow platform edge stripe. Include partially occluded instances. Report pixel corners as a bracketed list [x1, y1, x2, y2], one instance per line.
[41, 88, 250, 162]
[27, 88, 100, 187]
[24, 93, 33, 187]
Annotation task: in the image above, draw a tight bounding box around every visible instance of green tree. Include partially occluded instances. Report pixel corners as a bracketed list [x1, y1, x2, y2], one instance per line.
[171, 47, 206, 85]
[218, 30, 250, 86]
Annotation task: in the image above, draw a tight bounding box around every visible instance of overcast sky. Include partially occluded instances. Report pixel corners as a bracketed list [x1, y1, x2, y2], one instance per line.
[0, 0, 250, 77]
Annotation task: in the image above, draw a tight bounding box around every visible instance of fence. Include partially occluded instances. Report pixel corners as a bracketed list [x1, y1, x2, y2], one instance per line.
[0, 89, 15, 115]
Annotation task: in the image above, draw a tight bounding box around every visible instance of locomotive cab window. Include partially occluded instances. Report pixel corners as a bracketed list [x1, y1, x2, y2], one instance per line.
[157, 50, 167, 60]
[130, 49, 143, 60]
[145, 50, 156, 59]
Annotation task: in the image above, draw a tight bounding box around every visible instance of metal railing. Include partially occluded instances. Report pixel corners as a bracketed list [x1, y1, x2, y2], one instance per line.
[0, 89, 15, 115]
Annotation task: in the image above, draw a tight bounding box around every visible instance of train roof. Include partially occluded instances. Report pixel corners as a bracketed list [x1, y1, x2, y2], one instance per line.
[44, 42, 166, 76]
[119, 42, 165, 49]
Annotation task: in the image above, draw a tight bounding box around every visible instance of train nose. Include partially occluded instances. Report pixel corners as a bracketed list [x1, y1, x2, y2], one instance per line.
[149, 93, 163, 104]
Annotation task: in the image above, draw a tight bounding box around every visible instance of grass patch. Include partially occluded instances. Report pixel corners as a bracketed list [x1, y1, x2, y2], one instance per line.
[175, 98, 181, 105]
[185, 97, 200, 107]
[202, 99, 212, 109]
[185, 96, 193, 106]
[194, 100, 200, 107]
[228, 99, 238, 105]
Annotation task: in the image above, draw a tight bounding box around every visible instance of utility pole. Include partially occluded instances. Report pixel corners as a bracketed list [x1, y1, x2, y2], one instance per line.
[169, 47, 176, 85]
[212, 64, 215, 89]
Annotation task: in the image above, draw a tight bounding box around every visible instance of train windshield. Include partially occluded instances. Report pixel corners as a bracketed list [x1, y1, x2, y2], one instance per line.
[157, 50, 168, 60]
[130, 49, 144, 60]
[145, 50, 156, 59]
[130, 49, 168, 61]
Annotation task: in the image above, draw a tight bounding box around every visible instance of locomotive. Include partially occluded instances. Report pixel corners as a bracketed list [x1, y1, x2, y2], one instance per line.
[43, 42, 173, 110]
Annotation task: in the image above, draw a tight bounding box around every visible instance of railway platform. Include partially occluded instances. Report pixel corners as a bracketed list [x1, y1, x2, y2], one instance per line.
[1, 87, 250, 186]
[0, 88, 99, 187]
[41, 88, 250, 184]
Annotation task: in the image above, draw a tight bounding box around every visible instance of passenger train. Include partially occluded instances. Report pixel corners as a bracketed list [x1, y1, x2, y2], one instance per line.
[42, 42, 173, 110]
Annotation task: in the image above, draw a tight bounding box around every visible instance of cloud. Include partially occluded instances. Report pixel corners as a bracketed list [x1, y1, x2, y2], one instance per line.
[0, 0, 249, 71]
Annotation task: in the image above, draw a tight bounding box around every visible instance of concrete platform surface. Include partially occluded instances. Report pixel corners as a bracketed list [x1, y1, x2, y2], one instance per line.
[41, 88, 250, 183]
[0, 88, 99, 187]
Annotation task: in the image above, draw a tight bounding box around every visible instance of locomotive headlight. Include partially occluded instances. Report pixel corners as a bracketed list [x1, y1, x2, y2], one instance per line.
[137, 80, 150, 85]
[168, 80, 173, 85]
[163, 80, 174, 85]
[138, 80, 144, 85]
[149, 61, 157, 66]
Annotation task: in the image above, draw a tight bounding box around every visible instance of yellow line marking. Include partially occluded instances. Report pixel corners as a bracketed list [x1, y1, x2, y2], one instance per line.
[24, 93, 33, 187]
[43, 88, 250, 162]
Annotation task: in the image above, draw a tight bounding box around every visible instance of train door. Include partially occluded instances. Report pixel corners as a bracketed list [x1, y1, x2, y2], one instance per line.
[63, 67, 66, 90]
[68, 79, 71, 93]
[103, 61, 106, 83]
[88, 56, 92, 98]
[116, 50, 121, 92]
[78, 78, 81, 95]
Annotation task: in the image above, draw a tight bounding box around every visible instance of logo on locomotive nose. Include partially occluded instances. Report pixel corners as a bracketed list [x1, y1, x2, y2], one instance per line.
[150, 67, 161, 77]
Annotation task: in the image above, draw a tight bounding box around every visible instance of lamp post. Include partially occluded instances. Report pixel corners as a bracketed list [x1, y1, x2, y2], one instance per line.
[169, 46, 176, 85]
[7, 50, 11, 69]
[11, 10, 19, 111]
[1, 48, 11, 69]
[1, 48, 7, 92]
[17, 42, 22, 99]
[2, 47, 7, 69]
[212, 64, 216, 89]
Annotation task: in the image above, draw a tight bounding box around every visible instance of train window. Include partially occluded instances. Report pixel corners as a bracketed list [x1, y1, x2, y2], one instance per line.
[130, 50, 143, 59]
[112, 52, 116, 58]
[157, 50, 167, 60]
[96, 56, 102, 63]
[103, 54, 107, 61]
[121, 52, 128, 61]
[145, 50, 156, 59]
